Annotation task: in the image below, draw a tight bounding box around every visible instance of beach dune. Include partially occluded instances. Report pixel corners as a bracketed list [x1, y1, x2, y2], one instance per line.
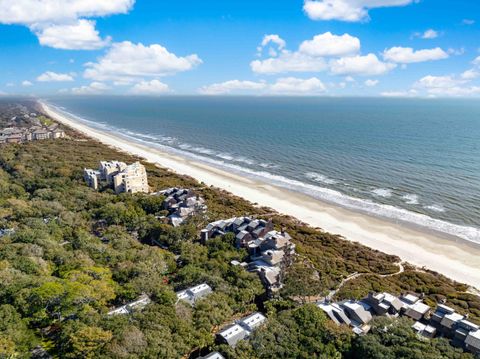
[41, 102, 480, 289]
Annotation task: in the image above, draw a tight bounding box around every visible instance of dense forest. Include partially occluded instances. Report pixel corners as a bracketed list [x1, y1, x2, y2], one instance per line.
[0, 100, 478, 358]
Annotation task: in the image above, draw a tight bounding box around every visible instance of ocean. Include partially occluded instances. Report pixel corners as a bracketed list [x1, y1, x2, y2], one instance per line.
[45, 96, 480, 244]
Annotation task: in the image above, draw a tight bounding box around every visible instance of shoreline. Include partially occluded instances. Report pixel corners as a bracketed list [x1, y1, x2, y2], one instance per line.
[40, 101, 480, 289]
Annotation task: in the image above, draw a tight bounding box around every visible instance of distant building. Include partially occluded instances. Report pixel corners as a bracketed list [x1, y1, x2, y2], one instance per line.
[107, 294, 151, 316]
[113, 162, 149, 194]
[156, 188, 206, 226]
[84, 161, 149, 194]
[84, 169, 101, 190]
[217, 312, 267, 347]
[32, 129, 50, 141]
[176, 283, 213, 306]
[201, 217, 295, 295]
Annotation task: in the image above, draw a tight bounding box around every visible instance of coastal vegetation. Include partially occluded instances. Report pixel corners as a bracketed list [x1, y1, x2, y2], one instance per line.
[0, 101, 478, 358]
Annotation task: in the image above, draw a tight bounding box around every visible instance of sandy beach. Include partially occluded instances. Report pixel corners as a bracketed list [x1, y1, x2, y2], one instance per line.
[41, 102, 480, 289]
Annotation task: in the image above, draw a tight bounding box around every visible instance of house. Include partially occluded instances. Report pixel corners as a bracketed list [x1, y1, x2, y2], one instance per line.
[454, 320, 480, 347]
[200, 352, 225, 359]
[318, 302, 352, 326]
[430, 304, 464, 336]
[113, 162, 149, 194]
[400, 294, 431, 321]
[107, 294, 151, 316]
[217, 324, 248, 347]
[32, 129, 50, 140]
[465, 330, 480, 356]
[412, 321, 437, 338]
[50, 129, 65, 139]
[84, 168, 101, 190]
[341, 300, 373, 334]
[217, 312, 267, 347]
[156, 188, 206, 226]
[176, 283, 213, 305]
[239, 312, 267, 332]
[364, 292, 404, 316]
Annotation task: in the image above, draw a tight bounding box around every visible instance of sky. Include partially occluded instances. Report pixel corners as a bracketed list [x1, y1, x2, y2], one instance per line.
[1, 0, 480, 97]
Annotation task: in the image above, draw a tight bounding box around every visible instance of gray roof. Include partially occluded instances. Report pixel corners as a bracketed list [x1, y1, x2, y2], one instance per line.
[217, 324, 248, 346]
[465, 330, 480, 350]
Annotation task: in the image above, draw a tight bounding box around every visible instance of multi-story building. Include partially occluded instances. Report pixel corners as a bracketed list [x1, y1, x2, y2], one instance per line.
[113, 162, 149, 194]
[84, 161, 149, 194]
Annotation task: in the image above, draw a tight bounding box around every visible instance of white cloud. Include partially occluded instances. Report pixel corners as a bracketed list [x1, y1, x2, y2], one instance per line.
[383, 47, 448, 64]
[270, 77, 326, 94]
[364, 79, 379, 87]
[130, 80, 170, 95]
[461, 69, 479, 80]
[199, 77, 326, 95]
[303, 0, 415, 22]
[0, 91, 7, 96]
[84, 41, 202, 82]
[251, 52, 327, 74]
[299, 32, 360, 57]
[421, 29, 438, 39]
[260, 35, 286, 51]
[414, 75, 480, 97]
[33, 20, 110, 50]
[473, 56, 480, 66]
[463, 19, 475, 25]
[252, 31, 361, 75]
[199, 80, 266, 95]
[0, 0, 134, 24]
[330, 54, 396, 76]
[37, 71, 75, 82]
[0, 0, 134, 50]
[22, 80, 33, 87]
[381, 89, 417, 97]
[71, 81, 110, 95]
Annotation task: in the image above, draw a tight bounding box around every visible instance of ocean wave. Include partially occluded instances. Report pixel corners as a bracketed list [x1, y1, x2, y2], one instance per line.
[45, 102, 480, 246]
[305, 172, 337, 185]
[424, 204, 446, 213]
[371, 188, 393, 198]
[402, 194, 419, 205]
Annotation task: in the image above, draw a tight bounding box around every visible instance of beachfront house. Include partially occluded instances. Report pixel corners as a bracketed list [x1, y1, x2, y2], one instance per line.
[155, 187, 207, 226]
[107, 294, 151, 316]
[113, 162, 150, 194]
[176, 283, 213, 306]
[400, 294, 431, 321]
[217, 312, 267, 347]
[364, 292, 404, 316]
[465, 330, 480, 356]
[84, 161, 149, 194]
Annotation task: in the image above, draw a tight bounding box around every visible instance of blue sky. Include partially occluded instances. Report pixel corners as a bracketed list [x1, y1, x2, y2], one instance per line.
[1, 0, 480, 97]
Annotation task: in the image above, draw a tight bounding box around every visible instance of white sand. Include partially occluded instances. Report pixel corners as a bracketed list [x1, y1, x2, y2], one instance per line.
[41, 102, 480, 289]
